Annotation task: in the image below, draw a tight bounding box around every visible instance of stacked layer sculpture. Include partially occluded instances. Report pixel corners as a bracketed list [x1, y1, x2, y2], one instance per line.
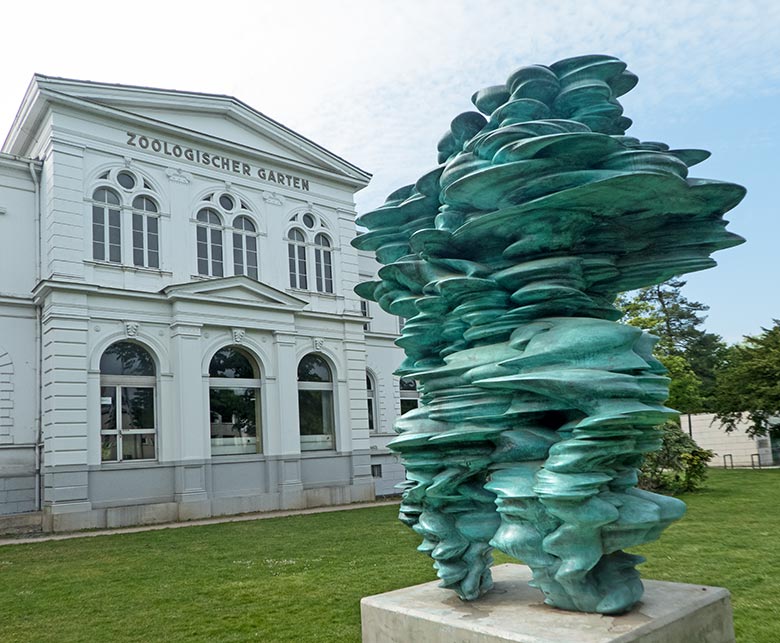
[352, 54, 745, 615]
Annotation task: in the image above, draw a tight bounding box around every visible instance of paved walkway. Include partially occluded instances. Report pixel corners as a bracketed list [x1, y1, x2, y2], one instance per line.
[0, 499, 399, 547]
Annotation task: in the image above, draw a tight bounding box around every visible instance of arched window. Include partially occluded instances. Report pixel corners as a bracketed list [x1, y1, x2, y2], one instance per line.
[298, 354, 335, 451]
[314, 233, 334, 293]
[131, 195, 160, 269]
[92, 187, 121, 263]
[232, 215, 259, 280]
[91, 169, 162, 267]
[100, 341, 157, 462]
[366, 372, 378, 433]
[208, 347, 262, 456]
[400, 377, 419, 414]
[288, 228, 308, 289]
[196, 208, 224, 277]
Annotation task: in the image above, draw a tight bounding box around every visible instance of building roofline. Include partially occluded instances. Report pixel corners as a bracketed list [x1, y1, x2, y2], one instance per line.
[4, 74, 371, 185]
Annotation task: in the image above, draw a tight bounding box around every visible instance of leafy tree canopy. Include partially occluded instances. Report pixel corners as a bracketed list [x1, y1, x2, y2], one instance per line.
[660, 354, 703, 414]
[617, 278, 726, 412]
[617, 278, 708, 355]
[713, 320, 780, 437]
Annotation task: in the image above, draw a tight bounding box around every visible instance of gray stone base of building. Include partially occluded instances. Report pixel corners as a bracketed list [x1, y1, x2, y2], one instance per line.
[361, 563, 735, 643]
[0, 480, 375, 534]
[0, 511, 43, 536]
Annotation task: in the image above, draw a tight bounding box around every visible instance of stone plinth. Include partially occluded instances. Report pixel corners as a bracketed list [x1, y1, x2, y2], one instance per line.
[361, 564, 735, 643]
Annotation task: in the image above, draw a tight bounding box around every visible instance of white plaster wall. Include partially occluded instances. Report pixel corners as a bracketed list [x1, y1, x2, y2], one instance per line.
[0, 155, 37, 295]
[0, 306, 37, 446]
[687, 413, 772, 467]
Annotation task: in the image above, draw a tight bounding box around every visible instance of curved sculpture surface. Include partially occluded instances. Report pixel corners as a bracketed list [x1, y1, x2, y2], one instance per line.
[352, 54, 745, 614]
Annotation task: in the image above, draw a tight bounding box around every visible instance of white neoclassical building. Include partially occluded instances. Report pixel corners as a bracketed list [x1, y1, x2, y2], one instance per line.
[0, 76, 408, 532]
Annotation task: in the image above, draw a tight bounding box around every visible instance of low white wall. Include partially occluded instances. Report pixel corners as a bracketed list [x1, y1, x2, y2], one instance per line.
[686, 413, 773, 467]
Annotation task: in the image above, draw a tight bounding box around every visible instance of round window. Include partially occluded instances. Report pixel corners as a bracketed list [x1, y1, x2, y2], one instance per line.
[116, 171, 136, 190]
[219, 194, 235, 211]
[302, 213, 315, 229]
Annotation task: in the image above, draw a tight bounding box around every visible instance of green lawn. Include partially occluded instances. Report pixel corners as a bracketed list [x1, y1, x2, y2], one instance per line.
[0, 468, 777, 642]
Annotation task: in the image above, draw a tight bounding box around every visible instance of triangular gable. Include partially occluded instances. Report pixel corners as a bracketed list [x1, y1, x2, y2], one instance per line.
[164, 276, 308, 310]
[3, 75, 371, 187]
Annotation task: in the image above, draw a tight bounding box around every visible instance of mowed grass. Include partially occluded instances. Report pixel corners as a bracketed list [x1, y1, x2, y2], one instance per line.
[0, 468, 777, 642]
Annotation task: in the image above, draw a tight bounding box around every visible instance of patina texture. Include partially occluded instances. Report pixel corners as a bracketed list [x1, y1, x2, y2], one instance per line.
[352, 54, 745, 614]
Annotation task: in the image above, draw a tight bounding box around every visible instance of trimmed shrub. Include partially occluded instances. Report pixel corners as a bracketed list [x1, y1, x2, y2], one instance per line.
[639, 421, 714, 494]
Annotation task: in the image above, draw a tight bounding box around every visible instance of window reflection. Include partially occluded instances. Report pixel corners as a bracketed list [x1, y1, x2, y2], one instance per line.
[209, 347, 262, 456]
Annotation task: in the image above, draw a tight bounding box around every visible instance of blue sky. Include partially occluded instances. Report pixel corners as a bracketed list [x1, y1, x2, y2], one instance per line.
[0, 0, 777, 343]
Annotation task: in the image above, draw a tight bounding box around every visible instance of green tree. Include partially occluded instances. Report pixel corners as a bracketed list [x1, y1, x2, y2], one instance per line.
[617, 278, 707, 354]
[617, 278, 726, 411]
[713, 321, 780, 437]
[660, 354, 703, 413]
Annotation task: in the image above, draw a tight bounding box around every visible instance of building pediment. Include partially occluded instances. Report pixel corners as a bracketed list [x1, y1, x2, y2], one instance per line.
[3, 75, 371, 189]
[163, 276, 308, 310]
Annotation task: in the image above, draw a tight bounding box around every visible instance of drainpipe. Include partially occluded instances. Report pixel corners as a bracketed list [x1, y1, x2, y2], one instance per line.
[29, 160, 42, 511]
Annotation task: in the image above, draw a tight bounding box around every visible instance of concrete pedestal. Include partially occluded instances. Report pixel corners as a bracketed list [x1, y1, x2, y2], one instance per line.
[361, 563, 735, 643]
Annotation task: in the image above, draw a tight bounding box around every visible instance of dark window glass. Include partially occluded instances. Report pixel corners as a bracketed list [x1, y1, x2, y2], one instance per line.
[148, 217, 159, 268]
[297, 354, 332, 382]
[298, 389, 334, 436]
[288, 245, 297, 288]
[401, 399, 419, 414]
[93, 187, 120, 205]
[400, 377, 417, 391]
[101, 386, 117, 431]
[117, 171, 136, 190]
[108, 210, 121, 262]
[246, 236, 258, 279]
[121, 387, 155, 430]
[93, 205, 106, 261]
[219, 194, 235, 210]
[132, 195, 157, 212]
[314, 234, 333, 293]
[233, 232, 244, 275]
[209, 387, 259, 455]
[235, 216, 255, 232]
[121, 433, 156, 461]
[302, 213, 315, 229]
[101, 435, 118, 461]
[197, 208, 220, 225]
[100, 342, 156, 376]
[288, 228, 307, 289]
[209, 347, 257, 378]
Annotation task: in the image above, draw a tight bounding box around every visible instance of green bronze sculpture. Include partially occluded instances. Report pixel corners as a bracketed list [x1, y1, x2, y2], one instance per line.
[352, 54, 745, 614]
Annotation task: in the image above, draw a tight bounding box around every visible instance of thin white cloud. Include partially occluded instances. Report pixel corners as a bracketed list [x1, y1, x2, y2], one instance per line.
[0, 0, 777, 339]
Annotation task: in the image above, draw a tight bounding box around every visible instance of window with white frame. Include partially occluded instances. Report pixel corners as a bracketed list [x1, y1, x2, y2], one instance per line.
[361, 299, 371, 331]
[195, 191, 259, 279]
[285, 211, 336, 293]
[90, 168, 162, 268]
[298, 353, 335, 451]
[209, 346, 262, 456]
[232, 215, 259, 279]
[99, 341, 157, 462]
[196, 208, 224, 277]
[400, 377, 419, 415]
[92, 187, 122, 263]
[314, 233, 334, 293]
[131, 195, 160, 268]
[287, 228, 308, 289]
[366, 372, 378, 432]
